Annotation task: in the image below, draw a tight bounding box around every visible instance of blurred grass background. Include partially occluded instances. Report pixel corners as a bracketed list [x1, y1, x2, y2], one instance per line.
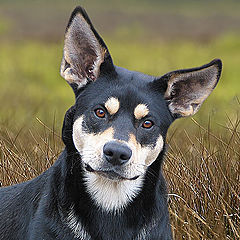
[0, 0, 239, 239]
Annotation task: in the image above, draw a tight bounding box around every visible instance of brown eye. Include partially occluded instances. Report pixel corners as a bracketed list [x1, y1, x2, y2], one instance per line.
[142, 120, 154, 129]
[95, 108, 106, 118]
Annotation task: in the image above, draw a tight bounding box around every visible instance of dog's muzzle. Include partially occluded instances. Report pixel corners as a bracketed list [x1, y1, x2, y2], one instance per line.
[83, 141, 139, 181]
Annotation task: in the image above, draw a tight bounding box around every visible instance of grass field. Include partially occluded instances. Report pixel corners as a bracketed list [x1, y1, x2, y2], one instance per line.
[0, 0, 239, 239]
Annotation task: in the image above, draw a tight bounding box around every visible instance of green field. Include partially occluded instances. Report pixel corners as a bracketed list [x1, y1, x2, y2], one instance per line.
[0, 0, 239, 239]
[0, 34, 239, 129]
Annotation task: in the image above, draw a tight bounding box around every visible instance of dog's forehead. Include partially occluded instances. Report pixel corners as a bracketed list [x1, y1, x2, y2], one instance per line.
[103, 89, 152, 119]
[102, 68, 157, 113]
[76, 67, 170, 121]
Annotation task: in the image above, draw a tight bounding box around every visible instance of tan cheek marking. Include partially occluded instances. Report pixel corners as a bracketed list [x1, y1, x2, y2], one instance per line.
[128, 134, 141, 164]
[128, 134, 139, 149]
[98, 127, 114, 140]
[145, 135, 164, 166]
[73, 117, 115, 168]
[105, 97, 120, 115]
[83, 127, 114, 168]
[81, 127, 115, 154]
[128, 133, 164, 166]
[72, 116, 85, 150]
[134, 104, 149, 120]
[73, 116, 114, 155]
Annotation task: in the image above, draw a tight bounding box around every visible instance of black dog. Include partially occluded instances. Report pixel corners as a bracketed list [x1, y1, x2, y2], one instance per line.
[0, 7, 222, 240]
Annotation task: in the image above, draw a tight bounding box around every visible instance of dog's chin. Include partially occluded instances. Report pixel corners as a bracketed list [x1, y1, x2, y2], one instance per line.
[83, 164, 140, 181]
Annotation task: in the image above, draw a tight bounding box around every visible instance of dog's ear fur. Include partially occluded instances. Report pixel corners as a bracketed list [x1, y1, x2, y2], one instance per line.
[151, 59, 222, 118]
[60, 6, 115, 94]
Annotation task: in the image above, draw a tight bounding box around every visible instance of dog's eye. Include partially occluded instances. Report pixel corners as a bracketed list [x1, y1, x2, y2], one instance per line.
[142, 120, 154, 129]
[95, 108, 106, 118]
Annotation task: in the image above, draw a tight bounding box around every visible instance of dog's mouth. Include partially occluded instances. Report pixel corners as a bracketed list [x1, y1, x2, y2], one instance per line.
[84, 164, 139, 181]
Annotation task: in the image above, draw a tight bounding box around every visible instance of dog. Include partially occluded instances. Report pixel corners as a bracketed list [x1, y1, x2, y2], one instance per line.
[0, 6, 222, 240]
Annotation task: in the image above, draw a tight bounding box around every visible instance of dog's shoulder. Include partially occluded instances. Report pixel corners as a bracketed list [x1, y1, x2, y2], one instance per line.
[0, 164, 54, 239]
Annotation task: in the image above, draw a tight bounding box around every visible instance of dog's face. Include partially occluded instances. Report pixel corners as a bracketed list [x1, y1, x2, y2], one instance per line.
[60, 7, 222, 210]
[71, 70, 173, 180]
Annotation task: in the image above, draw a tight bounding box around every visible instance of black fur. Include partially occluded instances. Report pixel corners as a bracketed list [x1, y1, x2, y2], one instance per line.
[0, 6, 222, 240]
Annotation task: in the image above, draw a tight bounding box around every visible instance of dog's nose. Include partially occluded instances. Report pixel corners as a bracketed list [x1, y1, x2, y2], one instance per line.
[103, 141, 132, 166]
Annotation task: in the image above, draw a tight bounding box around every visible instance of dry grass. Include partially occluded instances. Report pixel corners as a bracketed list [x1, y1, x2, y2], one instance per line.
[0, 118, 62, 185]
[0, 110, 239, 239]
[166, 115, 240, 239]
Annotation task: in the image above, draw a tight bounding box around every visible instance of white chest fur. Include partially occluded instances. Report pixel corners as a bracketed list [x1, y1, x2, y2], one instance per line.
[83, 171, 144, 212]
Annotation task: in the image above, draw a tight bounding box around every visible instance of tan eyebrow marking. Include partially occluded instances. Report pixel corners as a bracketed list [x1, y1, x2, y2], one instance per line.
[134, 104, 149, 120]
[105, 97, 120, 115]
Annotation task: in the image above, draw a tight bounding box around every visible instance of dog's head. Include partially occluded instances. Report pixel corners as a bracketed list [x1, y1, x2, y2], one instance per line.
[60, 7, 222, 183]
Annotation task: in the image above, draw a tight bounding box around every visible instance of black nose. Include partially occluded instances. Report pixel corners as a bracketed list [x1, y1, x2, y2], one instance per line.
[103, 141, 132, 166]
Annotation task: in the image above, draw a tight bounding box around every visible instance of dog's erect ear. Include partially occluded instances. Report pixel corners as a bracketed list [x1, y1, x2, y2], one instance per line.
[151, 59, 222, 118]
[60, 6, 115, 93]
